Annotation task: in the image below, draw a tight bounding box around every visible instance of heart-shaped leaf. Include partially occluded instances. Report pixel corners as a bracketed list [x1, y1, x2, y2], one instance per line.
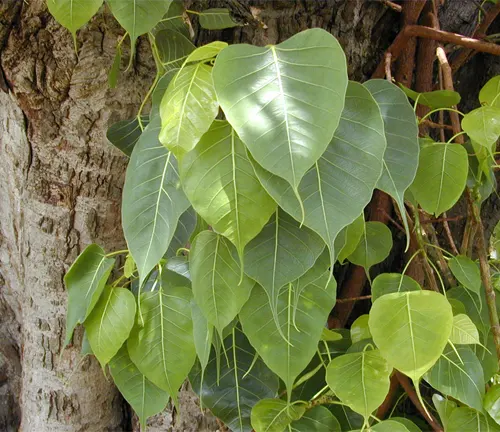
[213, 28, 348, 197]
[47, 0, 103, 39]
[350, 315, 371, 344]
[371, 273, 421, 302]
[462, 106, 500, 148]
[450, 314, 481, 344]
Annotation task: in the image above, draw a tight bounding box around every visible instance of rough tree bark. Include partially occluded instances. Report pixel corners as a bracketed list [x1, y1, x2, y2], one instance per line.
[0, 0, 498, 431]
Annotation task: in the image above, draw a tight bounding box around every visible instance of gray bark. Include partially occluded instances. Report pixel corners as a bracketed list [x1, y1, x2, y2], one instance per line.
[0, 0, 498, 431]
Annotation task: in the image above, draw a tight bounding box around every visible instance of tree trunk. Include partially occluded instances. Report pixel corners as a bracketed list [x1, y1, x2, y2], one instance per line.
[0, 0, 498, 430]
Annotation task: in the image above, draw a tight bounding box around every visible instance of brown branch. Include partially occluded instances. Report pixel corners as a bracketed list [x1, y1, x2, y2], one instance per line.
[419, 119, 454, 130]
[385, 52, 393, 81]
[376, 374, 400, 419]
[442, 212, 460, 255]
[336, 295, 372, 303]
[379, 0, 402, 13]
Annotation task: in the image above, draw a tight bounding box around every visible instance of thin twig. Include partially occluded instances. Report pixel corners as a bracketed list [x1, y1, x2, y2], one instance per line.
[442, 212, 459, 255]
[336, 295, 372, 303]
[385, 52, 393, 81]
[379, 0, 402, 12]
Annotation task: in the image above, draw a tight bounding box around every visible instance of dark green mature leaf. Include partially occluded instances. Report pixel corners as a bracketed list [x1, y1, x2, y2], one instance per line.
[159, 63, 218, 158]
[199, 8, 240, 29]
[109, 345, 170, 428]
[290, 406, 341, 432]
[180, 121, 276, 260]
[480, 75, 500, 108]
[190, 300, 212, 372]
[253, 81, 385, 265]
[47, 0, 103, 38]
[371, 273, 420, 302]
[242, 209, 325, 333]
[107, 0, 172, 59]
[425, 345, 485, 412]
[108, 46, 121, 88]
[390, 418, 422, 432]
[166, 255, 190, 279]
[106, 116, 149, 157]
[84, 286, 136, 367]
[122, 117, 190, 286]
[155, 29, 195, 70]
[213, 28, 348, 197]
[65, 244, 115, 345]
[347, 222, 393, 275]
[484, 384, 500, 426]
[433, 394, 458, 430]
[81, 331, 93, 356]
[411, 142, 468, 215]
[447, 286, 487, 336]
[449, 255, 481, 296]
[240, 259, 336, 396]
[151, 69, 178, 119]
[165, 206, 196, 257]
[450, 314, 481, 345]
[364, 80, 419, 239]
[327, 405, 364, 431]
[152, 0, 189, 38]
[190, 231, 254, 335]
[462, 106, 500, 148]
[190, 327, 279, 432]
[369, 291, 453, 383]
[446, 406, 500, 431]
[251, 399, 305, 432]
[399, 84, 461, 109]
[326, 349, 392, 420]
[127, 272, 195, 407]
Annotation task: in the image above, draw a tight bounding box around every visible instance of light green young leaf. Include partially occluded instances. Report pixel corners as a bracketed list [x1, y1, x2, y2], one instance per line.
[336, 214, 365, 264]
[462, 106, 500, 148]
[290, 406, 341, 432]
[242, 209, 325, 334]
[213, 28, 348, 198]
[180, 121, 276, 261]
[399, 84, 461, 109]
[47, 0, 103, 40]
[109, 345, 170, 428]
[446, 406, 500, 431]
[84, 286, 136, 367]
[449, 255, 481, 296]
[326, 349, 392, 421]
[124, 255, 135, 278]
[159, 63, 218, 158]
[251, 399, 305, 432]
[321, 328, 343, 342]
[106, 0, 172, 60]
[240, 260, 336, 397]
[122, 117, 190, 286]
[184, 41, 228, 64]
[371, 273, 420, 302]
[411, 142, 468, 215]
[155, 29, 195, 70]
[369, 420, 411, 432]
[450, 314, 481, 344]
[199, 8, 240, 29]
[252, 81, 385, 266]
[165, 206, 196, 257]
[389, 418, 422, 432]
[425, 344, 484, 412]
[350, 314, 371, 344]
[484, 384, 500, 426]
[369, 291, 453, 383]
[190, 231, 254, 336]
[190, 300, 212, 372]
[64, 244, 115, 345]
[190, 327, 279, 432]
[346, 222, 392, 276]
[127, 273, 195, 408]
[106, 115, 149, 157]
[364, 80, 419, 241]
[479, 75, 500, 108]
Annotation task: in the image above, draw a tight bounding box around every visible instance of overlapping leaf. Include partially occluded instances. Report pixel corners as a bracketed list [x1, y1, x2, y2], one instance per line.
[399, 84, 461, 109]
[155, 29, 195, 71]
[450, 314, 481, 345]
[480, 75, 500, 108]
[165, 206, 196, 257]
[335, 215, 365, 264]
[47, 0, 103, 39]
[181, 120, 276, 260]
[159, 63, 218, 158]
[251, 399, 305, 432]
[446, 406, 500, 431]
[199, 8, 240, 29]
[152, 0, 190, 38]
[484, 384, 500, 426]
[462, 106, 500, 148]
[213, 28, 348, 197]
[122, 117, 190, 286]
[190, 301, 212, 373]
[151, 69, 178, 119]
[371, 273, 420, 302]
[290, 406, 341, 432]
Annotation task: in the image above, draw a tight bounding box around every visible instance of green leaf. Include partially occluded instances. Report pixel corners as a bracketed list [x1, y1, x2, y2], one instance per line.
[425, 344, 485, 412]
[184, 41, 228, 64]
[122, 117, 190, 286]
[446, 406, 500, 431]
[462, 106, 500, 148]
[289, 406, 341, 432]
[410, 142, 468, 215]
[390, 418, 422, 432]
[364, 80, 419, 240]
[127, 272, 195, 407]
[399, 84, 461, 109]
[350, 314, 371, 344]
[336, 215, 365, 264]
[213, 28, 348, 197]
[165, 206, 196, 258]
[64, 244, 115, 345]
[190, 231, 254, 335]
[242, 209, 325, 334]
[484, 384, 500, 426]
[369, 291, 453, 383]
[155, 29, 195, 70]
[159, 63, 218, 158]
[47, 0, 103, 38]
[432, 394, 457, 430]
[106, 116, 149, 157]
[152, 0, 189, 38]
[371, 273, 420, 302]
[449, 255, 481, 296]
[326, 349, 392, 420]
[449, 298, 467, 315]
[321, 328, 343, 342]
[450, 314, 481, 345]
[327, 405, 364, 431]
[346, 222, 393, 276]
[199, 8, 240, 29]
[240, 259, 336, 397]
[108, 45, 121, 88]
[190, 300, 212, 372]
[81, 331, 93, 357]
[369, 420, 411, 432]
[479, 75, 500, 108]
[251, 399, 305, 432]
[151, 69, 177, 120]
[180, 120, 276, 260]
[124, 254, 135, 278]
[166, 255, 190, 280]
[447, 286, 487, 336]
[252, 81, 385, 265]
[84, 286, 136, 367]
[109, 345, 170, 428]
[190, 327, 279, 432]
[106, 0, 172, 60]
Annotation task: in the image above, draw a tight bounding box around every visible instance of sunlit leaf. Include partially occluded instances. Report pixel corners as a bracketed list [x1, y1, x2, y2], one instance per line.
[336, 215, 365, 264]
[108, 45, 121, 88]
[152, 0, 189, 38]
[47, 0, 103, 39]
[432, 394, 457, 430]
[450, 314, 481, 345]
[462, 106, 500, 148]
[446, 406, 500, 431]
[190, 300, 212, 372]
[184, 41, 227, 64]
[484, 384, 500, 426]
[399, 84, 461, 109]
[290, 406, 341, 432]
[350, 314, 371, 344]
[151, 69, 178, 119]
[155, 29, 195, 72]
[251, 399, 305, 432]
[479, 75, 500, 108]
[371, 273, 420, 302]
[199, 8, 240, 29]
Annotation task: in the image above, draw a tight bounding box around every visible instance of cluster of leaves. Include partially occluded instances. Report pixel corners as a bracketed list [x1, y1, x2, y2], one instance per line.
[48, 1, 500, 431]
